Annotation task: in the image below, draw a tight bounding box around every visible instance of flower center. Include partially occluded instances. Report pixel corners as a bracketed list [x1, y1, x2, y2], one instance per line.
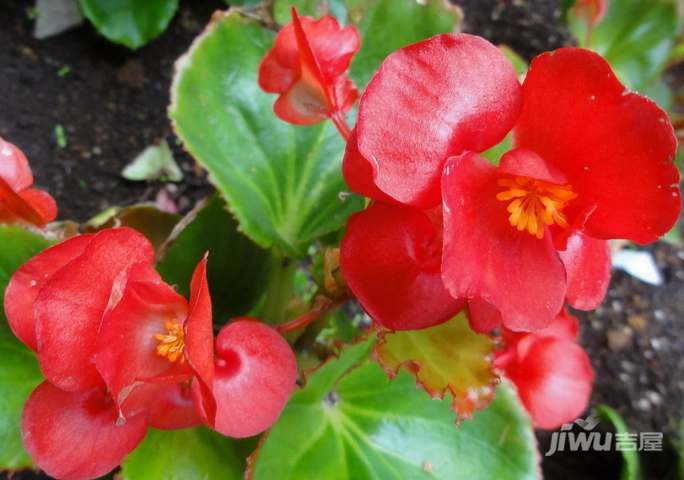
[496, 176, 577, 239]
[153, 318, 186, 364]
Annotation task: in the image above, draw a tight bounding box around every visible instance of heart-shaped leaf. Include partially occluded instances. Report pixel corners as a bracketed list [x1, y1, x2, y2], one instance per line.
[170, 11, 363, 258]
[247, 338, 538, 480]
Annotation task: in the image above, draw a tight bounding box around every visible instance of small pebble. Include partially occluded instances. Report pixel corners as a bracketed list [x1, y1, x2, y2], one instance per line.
[607, 329, 631, 351]
[627, 315, 647, 330]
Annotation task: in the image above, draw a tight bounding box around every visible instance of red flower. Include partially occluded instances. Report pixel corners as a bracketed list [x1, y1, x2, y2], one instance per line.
[495, 309, 594, 430]
[5, 227, 299, 478]
[258, 8, 359, 133]
[0, 136, 57, 226]
[4, 228, 214, 480]
[341, 34, 680, 332]
[192, 317, 298, 438]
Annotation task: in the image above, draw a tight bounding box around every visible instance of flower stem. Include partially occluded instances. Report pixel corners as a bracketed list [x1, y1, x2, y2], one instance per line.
[331, 111, 351, 142]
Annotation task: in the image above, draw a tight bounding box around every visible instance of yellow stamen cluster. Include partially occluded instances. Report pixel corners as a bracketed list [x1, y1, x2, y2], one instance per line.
[496, 176, 577, 239]
[153, 318, 186, 364]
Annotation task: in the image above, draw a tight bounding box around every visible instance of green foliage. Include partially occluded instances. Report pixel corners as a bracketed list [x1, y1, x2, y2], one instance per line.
[156, 193, 271, 325]
[0, 225, 56, 469]
[170, 11, 363, 258]
[120, 427, 248, 480]
[77, 0, 179, 49]
[248, 340, 538, 480]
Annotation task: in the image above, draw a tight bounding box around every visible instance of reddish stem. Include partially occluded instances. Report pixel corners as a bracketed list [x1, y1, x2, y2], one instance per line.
[276, 295, 343, 334]
[331, 111, 351, 142]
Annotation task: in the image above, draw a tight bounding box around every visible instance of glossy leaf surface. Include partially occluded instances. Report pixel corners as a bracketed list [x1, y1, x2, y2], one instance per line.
[170, 11, 362, 257]
[120, 426, 247, 480]
[248, 340, 538, 480]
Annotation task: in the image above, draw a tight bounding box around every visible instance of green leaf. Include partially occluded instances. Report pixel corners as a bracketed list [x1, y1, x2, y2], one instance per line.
[569, 0, 679, 92]
[77, 0, 179, 49]
[274, 0, 320, 24]
[0, 225, 56, 327]
[156, 193, 271, 324]
[0, 225, 55, 469]
[170, 11, 363, 258]
[373, 312, 498, 422]
[0, 332, 42, 469]
[248, 339, 538, 480]
[120, 426, 247, 480]
[348, 0, 463, 89]
[597, 405, 642, 480]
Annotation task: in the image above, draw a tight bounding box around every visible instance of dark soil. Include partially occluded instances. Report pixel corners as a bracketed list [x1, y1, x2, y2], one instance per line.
[1, 0, 683, 479]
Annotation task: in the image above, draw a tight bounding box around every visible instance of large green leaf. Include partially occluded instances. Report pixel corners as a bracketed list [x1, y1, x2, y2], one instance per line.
[78, 0, 179, 49]
[0, 225, 55, 469]
[569, 0, 679, 93]
[170, 11, 363, 258]
[156, 193, 271, 324]
[248, 339, 539, 480]
[120, 426, 246, 480]
[348, 0, 463, 89]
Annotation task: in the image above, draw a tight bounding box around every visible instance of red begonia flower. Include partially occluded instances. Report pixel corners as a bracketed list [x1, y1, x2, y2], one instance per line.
[342, 33, 523, 208]
[442, 48, 677, 330]
[93, 258, 214, 418]
[0, 137, 57, 226]
[340, 201, 466, 330]
[258, 8, 359, 128]
[21, 381, 148, 480]
[341, 34, 679, 332]
[495, 309, 594, 430]
[192, 318, 298, 438]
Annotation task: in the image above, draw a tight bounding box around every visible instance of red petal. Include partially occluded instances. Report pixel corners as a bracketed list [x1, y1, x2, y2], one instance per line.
[94, 262, 191, 413]
[342, 128, 401, 203]
[340, 202, 466, 331]
[20, 188, 58, 224]
[184, 257, 217, 426]
[0, 176, 47, 226]
[146, 382, 203, 430]
[559, 233, 610, 310]
[4, 234, 94, 352]
[0, 137, 33, 190]
[355, 33, 522, 208]
[258, 48, 298, 94]
[513, 48, 680, 244]
[504, 337, 593, 429]
[193, 319, 297, 438]
[442, 153, 566, 331]
[22, 381, 147, 480]
[34, 228, 155, 392]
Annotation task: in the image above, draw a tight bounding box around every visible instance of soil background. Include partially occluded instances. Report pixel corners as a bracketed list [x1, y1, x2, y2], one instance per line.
[1, 1, 683, 479]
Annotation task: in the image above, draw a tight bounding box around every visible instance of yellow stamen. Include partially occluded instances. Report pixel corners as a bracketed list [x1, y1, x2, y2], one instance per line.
[496, 176, 577, 239]
[153, 318, 186, 364]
